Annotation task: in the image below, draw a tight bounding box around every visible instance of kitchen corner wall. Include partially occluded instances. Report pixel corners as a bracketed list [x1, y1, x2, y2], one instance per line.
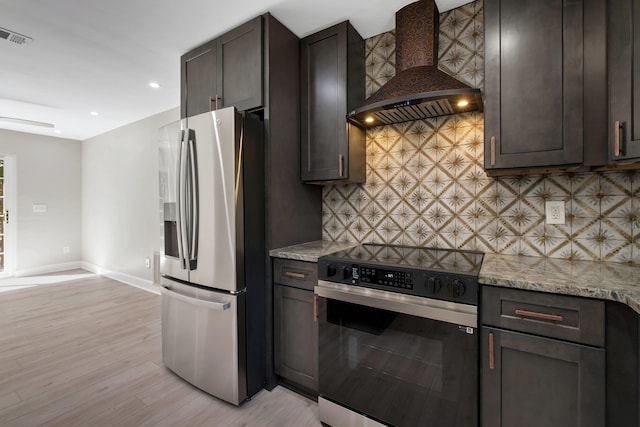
[322, 0, 640, 264]
[82, 107, 179, 282]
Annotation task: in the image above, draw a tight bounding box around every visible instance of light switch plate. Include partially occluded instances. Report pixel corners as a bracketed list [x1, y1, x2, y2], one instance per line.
[545, 201, 565, 225]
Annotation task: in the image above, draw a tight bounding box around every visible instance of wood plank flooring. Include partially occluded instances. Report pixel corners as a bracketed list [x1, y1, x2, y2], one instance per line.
[0, 271, 320, 426]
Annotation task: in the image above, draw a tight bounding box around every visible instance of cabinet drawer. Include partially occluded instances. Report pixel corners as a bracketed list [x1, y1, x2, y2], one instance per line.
[482, 286, 604, 347]
[273, 258, 317, 290]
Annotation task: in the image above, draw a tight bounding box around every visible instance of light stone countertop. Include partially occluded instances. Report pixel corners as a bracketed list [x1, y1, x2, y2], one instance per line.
[480, 253, 640, 315]
[271, 242, 640, 315]
[269, 240, 358, 263]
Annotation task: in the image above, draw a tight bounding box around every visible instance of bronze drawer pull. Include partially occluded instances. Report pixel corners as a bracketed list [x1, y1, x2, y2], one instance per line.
[489, 332, 495, 370]
[514, 309, 563, 322]
[284, 271, 305, 279]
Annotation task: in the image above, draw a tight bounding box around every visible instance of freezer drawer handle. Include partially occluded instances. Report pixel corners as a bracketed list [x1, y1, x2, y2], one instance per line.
[161, 286, 230, 311]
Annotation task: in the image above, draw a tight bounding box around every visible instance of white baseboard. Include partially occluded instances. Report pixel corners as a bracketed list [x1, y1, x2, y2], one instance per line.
[81, 262, 160, 295]
[14, 261, 84, 277]
[10, 262, 160, 295]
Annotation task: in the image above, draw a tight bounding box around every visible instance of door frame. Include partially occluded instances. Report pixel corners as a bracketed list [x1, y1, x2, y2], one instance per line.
[0, 155, 17, 278]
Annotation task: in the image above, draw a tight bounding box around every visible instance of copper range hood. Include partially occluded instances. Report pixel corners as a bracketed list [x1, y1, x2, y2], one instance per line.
[348, 0, 482, 128]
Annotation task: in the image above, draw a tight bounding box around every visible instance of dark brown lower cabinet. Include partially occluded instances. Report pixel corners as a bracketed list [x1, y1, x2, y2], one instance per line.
[606, 301, 640, 427]
[273, 284, 317, 394]
[481, 327, 605, 427]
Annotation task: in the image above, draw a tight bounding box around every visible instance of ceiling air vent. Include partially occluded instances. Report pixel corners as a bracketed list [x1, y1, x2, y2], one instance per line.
[0, 27, 33, 45]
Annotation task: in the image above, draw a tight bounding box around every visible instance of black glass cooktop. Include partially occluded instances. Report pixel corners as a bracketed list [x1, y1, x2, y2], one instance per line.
[322, 243, 484, 276]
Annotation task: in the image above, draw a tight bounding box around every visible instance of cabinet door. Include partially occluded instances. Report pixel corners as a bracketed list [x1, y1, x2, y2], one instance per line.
[218, 16, 263, 111]
[484, 0, 584, 170]
[273, 284, 317, 393]
[301, 24, 349, 182]
[181, 40, 218, 119]
[609, 0, 640, 161]
[482, 327, 604, 427]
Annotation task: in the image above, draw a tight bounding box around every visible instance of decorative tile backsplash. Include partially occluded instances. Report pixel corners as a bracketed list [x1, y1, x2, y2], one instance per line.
[322, 0, 640, 264]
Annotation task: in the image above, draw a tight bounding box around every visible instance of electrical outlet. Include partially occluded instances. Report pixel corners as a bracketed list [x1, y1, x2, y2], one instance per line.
[145, 258, 151, 269]
[545, 201, 565, 225]
[63, 246, 70, 254]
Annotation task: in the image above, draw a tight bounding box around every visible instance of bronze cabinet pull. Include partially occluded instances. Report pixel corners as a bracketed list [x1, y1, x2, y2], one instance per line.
[514, 308, 563, 322]
[614, 120, 622, 157]
[313, 295, 318, 321]
[209, 95, 221, 111]
[338, 154, 344, 177]
[284, 271, 305, 279]
[489, 332, 495, 370]
[490, 136, 496, 166]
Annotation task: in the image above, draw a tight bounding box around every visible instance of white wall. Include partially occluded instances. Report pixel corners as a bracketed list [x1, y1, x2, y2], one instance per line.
[0, 129, 82, 273]
[82, 108, 179, 282]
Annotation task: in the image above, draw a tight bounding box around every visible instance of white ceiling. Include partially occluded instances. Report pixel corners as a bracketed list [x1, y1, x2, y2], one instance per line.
[0, 0, 471, 141]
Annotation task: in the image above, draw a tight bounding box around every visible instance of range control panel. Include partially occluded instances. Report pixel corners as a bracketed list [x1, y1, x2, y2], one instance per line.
[317, 259, 479, 305]
[360, 266, 413, 290]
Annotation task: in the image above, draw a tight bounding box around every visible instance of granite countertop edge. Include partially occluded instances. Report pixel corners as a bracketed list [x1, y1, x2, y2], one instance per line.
[480, 253, 640, 315]
[269, 240, 358, 263]
[270, 242, 640, 315]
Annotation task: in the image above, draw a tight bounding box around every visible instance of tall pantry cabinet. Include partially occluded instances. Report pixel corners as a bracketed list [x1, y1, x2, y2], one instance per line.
[179, 14, 323, 389]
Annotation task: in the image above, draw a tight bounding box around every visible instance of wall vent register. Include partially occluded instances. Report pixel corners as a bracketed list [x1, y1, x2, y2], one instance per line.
[0, 27, 33, 45]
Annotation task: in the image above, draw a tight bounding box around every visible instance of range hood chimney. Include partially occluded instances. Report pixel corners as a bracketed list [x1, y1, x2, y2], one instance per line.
[348, 0, 482, 128]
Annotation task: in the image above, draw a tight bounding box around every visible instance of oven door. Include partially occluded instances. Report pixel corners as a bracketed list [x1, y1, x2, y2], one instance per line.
[315, 281, 478, 427]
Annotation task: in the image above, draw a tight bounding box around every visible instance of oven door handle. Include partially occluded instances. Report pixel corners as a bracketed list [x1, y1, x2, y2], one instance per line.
[315, 280, 477, 328]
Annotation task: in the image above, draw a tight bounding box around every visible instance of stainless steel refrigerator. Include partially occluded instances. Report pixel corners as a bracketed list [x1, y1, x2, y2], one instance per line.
[158, 107, 265, 405]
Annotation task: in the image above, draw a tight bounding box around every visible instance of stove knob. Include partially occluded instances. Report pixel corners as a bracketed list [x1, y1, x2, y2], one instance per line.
[326, 264, 337, 278]
[342, 266, 352, 281]
[452, 279, 466, 298]
[426, 277, 441, 294]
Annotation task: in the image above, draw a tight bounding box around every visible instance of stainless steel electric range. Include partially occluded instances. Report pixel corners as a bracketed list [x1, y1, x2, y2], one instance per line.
[315, 244, 483, 427]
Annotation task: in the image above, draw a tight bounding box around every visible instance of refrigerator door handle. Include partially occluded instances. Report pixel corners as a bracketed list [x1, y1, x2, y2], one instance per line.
[161, 285, 231, 311]
[174, 129, 186, 270]
[178, 129, 190, 270]
[187, 133, 199, 267]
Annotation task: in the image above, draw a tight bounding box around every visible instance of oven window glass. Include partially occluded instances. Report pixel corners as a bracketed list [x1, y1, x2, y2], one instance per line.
[319, 297, 477, 427]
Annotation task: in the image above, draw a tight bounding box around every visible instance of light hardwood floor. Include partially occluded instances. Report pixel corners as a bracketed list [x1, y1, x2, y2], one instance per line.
[0, 271, 320, 426]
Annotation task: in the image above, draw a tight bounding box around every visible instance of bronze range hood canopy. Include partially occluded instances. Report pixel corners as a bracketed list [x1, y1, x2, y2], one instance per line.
[348, 0, 482, 128]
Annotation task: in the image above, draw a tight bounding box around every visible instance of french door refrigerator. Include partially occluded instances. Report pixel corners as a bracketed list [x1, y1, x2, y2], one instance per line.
[158, 107, 265, 405]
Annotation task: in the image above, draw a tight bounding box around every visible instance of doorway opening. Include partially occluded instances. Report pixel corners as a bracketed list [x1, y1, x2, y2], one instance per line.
[0, 156, 16, 277]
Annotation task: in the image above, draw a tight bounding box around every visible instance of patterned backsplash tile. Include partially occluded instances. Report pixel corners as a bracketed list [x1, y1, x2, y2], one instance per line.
[322, 0, 640, 264]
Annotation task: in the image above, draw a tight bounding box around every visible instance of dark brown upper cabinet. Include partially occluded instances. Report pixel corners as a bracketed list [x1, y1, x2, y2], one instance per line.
[181, 40, 218, 119]
[300, 21, 366, 184]
[483, 0, 606, 175]
[180, 16, 262, 118]
[218, 17, 263, 112]
[609, 0, 640, 163]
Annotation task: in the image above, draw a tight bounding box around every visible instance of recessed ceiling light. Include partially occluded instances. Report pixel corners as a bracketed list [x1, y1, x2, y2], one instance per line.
[149, 82, 160, 89]
[90, 111, 99, 116]
[54, 129, 61, 134]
